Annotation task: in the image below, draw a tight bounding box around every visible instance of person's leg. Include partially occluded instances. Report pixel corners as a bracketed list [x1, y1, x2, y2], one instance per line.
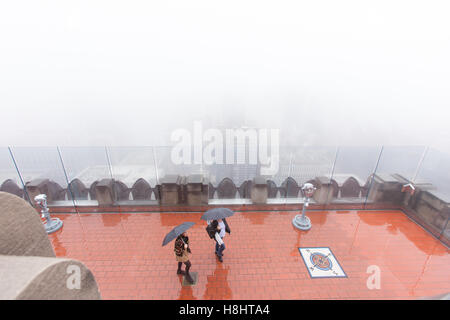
[177, 262, 185, 275]
[215, 242, 219, 254]
[217, 243, 225, 262]
[184, 260, 194, 283]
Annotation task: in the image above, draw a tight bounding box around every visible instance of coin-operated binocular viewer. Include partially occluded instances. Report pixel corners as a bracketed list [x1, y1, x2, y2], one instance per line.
[292, 183, 316, 231]
[34, 194, 63, 234]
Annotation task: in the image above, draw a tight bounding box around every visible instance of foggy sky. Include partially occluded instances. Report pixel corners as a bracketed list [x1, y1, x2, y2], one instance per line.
[0, 1, 449, 152]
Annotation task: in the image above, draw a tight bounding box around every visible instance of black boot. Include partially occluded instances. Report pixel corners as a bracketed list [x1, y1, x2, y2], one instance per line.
[184, 261, 194, 284]
[177, 262, 185, 275]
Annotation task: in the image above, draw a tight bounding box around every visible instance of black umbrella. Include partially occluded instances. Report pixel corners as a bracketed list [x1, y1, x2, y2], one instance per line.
[162, 222, 195, 246]
[201, 207, 234, 221]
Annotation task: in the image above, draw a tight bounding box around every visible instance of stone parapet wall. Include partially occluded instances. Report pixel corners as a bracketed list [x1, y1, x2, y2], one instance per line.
[402, 189, 450, 247]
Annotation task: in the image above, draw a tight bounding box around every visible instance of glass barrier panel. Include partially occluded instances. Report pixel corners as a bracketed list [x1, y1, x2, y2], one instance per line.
[59, 146, 112, 206]
[413, 147, 450, 200]
[0, 147, 28, 201]
[153, 145, 205, 178]
[107, 146, 158, 204]
[264, 146, 292, 204]
[367, 145, 427, 207]
[9, 147, 75, 211]
[203, 142, 258, 204]
[375, 146, 427, 182]
[153, 145, 207, 205]
[289, 146, 337, 207]
[330, 146, 382, 205]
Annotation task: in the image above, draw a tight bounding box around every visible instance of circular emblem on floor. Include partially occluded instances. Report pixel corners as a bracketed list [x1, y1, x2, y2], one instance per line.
[310, 252, 332, 271]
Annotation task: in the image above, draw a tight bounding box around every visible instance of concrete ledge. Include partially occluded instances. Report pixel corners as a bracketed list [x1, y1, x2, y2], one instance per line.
[0, 255, 101, 300]
[160, 175, 183, 205]
[185, 174, 208, 206]
[95, 179, 115, 206]
[311, 176, 338, 205]
[0, 192, 55, 257]
[251, 176, 268, 204]
[403, 188, 450, 247]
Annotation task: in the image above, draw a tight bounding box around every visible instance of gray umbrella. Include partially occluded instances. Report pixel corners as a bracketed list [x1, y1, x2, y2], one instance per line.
[162, 222, 195, 246]
[201, 207, 234, 221]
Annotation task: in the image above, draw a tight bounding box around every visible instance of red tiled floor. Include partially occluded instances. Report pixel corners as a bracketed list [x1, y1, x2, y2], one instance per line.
[48, 209, 450, 300]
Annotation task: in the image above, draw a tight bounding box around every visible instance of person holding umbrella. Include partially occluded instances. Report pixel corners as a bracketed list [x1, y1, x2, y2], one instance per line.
[202, 208, 234, 263]
[174, 232, 194, 283]
[214, 219, 226, 262]
[162, 222, 195, 284]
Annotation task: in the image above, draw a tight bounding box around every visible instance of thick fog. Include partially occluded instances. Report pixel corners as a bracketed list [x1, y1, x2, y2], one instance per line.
[0, 1, 449, 152]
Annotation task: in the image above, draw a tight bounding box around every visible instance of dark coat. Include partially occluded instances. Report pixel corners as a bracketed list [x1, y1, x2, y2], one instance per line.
[174, 235, 190, 256]
[210, 220, 218, 230]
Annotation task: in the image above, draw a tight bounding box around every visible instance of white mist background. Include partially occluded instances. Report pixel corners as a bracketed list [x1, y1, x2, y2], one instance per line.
[0, 0, 449, 152]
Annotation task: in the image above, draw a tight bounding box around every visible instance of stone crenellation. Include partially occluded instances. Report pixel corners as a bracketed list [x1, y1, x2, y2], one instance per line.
[1, 173, 448, 247]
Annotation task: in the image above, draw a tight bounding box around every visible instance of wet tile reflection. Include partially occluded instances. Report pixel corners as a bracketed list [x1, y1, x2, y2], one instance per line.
[49, 209, 449, 299]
